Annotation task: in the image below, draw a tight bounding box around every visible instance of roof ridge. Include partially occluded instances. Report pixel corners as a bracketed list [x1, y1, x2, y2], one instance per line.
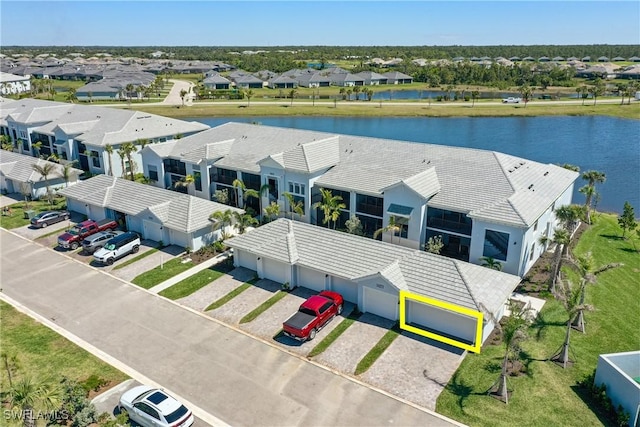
[452, 260, 481, 311]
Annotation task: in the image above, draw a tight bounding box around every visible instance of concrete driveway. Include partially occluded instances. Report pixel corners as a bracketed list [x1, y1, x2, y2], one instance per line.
[1, 229, 455, 426]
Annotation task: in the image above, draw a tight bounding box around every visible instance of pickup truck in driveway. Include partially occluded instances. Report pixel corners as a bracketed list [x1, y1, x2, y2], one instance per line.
[283, 291, 344, 341]
[57, 219, 118, 250]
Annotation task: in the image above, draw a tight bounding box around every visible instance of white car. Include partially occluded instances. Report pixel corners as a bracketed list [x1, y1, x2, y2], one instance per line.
[502, 96, 522, 104]
[118, 386, 194, 427]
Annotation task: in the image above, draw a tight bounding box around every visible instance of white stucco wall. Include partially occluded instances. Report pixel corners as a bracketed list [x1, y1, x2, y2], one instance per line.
[469, 220, 526, 276]
[382, 184, 428, 250]
[595, 352, 640, 427]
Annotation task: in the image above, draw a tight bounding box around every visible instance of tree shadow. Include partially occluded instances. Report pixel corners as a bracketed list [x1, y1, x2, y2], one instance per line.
[442, 371, 485, 413]
[620, 247, 639, 254]
[530, 311, 565, 341]
[599, 233, 623, 241]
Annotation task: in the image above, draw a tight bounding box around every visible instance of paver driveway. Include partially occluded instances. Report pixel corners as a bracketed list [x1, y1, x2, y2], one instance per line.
[207, 277, 281, 324]
[361, 331, 466, 410]
[178, 267, 255, 311]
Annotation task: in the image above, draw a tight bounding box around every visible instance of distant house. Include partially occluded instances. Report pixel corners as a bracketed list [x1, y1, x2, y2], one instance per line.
[522, 56, 535, 62]
[268, 75, 298, 89]
[232, 74, 264, 89]
[597, 56, 610, 62]
[330, 73, 364, 87]
[552, 56, 565, 62]
[0, 72, 31, 95]
[509, 56, 521, 62]
[296, 72, 331, 88]
[612, 56, 626, 62]
[202, 73, 231, 90]
[630, 56, 640, 62]
[582, 56, 592, 62]
[0, 150, 82, 199]
[355, 71, 388, 85]
[538, 56, 551, 62]
[382, 71, 413, 84]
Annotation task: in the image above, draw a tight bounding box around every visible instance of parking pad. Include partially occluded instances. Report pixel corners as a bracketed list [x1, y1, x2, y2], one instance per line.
[207, 278, 281, 324]
[361, 330, 465, 410]
[178, 267, 256, 312]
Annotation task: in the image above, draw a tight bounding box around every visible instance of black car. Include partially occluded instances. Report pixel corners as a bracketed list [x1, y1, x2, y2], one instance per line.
[30, 210, 70, 228]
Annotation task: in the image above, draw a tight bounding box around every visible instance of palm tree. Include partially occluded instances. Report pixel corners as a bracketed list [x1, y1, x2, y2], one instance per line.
[104, 144, 114, 176]
[518, 84, 533, 107]
[374, 216, 401, 243]
[210, 209, 234, 239]
[175, 174, 195, 194]
[125, 83, 134, 105]
[352, 86, 361, 101]
[60, 160, 78, 188]
[31, 141, 42, 157]
[568, 252, 622, 333]
[580, 170, 606, 224]
[7, 377, 62, 427]
[555, 204, 584, 235]
[575, 85, 587, 106]
[117, 148, 127, 178]
[64, 88, 77, 103]
[283, 192, 304, 220]
[232, 178, 246, 208]
[233, 211, 258, 234]
[179, 89, 187, 106]
[1, 134, 13, 151]
[120, 142, 137, 181]
[289, 89, 298, 106]
[244, 184, 270, 220]
[550, 278, 593, 368]
[479, 256, 503, 271]
[549, 227, 571, 294]
[244, 89, 254, 106]
[31, 162, 56, 204]
[263, 201, 280, 223]
[471, 90, 480, 107]
[312, 188, 345, 229]
[484, 301, 530, 404]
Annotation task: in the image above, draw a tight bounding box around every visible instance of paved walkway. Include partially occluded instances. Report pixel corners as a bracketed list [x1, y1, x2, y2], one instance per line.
[0, 229, 459, 426]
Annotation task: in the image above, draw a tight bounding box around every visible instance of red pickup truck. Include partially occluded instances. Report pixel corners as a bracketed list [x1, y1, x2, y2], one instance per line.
[57, 219, 118, 250]
[283, 291, 344, 341]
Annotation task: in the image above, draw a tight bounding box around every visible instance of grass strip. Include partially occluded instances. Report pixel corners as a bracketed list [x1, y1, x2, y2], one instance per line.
[159, 266, 224, 300]
[112, 248, 159, 270]
[205, 279, 257, 311]
[36, 226, 71, 240]
[131, 257, 193, 289]
[354, 324, 401, 376]
[0, 300, 128, 386]
[308, 310, 362, 358]
[239, 290, 288, 324]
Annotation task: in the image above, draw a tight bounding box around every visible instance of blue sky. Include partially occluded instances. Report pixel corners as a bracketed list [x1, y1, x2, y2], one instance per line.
[1, 1, 638, 46]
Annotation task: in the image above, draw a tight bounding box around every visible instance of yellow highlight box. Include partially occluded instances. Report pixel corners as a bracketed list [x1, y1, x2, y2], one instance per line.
[399, 290, 483, 353]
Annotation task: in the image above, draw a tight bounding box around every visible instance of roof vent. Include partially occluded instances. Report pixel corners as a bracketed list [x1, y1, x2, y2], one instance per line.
[544, 171, 549, 176]
[528, 184, 534, 190]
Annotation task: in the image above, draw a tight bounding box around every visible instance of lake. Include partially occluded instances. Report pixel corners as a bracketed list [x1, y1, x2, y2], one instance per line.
[185, 116, 639, 215]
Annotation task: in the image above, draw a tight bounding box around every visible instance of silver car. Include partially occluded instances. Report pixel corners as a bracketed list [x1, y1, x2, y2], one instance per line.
[81, 230, 122, 254]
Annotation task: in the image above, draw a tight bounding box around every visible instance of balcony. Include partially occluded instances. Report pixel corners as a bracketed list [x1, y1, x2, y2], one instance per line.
[427, 217, 472, 235]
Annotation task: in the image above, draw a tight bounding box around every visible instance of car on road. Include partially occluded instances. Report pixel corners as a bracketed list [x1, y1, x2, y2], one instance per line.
[502, 96, 522, 104]
[30, 210, 70, 228]
[93, 231, 140, 265]
[81, 230, 123, 254]
[283, 291, 344, 341]
[118, 385, 194, 427]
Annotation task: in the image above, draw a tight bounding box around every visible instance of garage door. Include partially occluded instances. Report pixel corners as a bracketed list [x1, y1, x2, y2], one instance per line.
[236, 250, 257, 272]
[407, 300, 477, 344]
[331, 277, 358, 303]
[262, 258, 290, 284]
[143, 220, 163, 243]
[66, 199, 85, 215]
[363, 287, 398, 321]
[298, 266, 325, 292]
[127, 216, 143, 235]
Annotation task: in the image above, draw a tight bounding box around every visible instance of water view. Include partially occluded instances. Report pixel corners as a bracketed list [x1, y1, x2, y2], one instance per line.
[186, 116, 639, 214]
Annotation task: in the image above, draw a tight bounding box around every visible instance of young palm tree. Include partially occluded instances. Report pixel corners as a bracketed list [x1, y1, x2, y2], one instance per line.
[244, 89, 254, 106]
[312, 188, 345, 229]
[244, 184, 270, 220]
[580, 170, 606, 224]
[7, 377, 62, 427]
[1, 134, 13, 151]
[263, 201, 280, 223]
[289, 89, 298, 106]
[479, 256, 503, 271]
[374, 216, 401, 243]
[210, 209, 234, 238]
[64, 88, 77, 103]
[179, 89, 187, 106]
[31, 141, 43, 157]
[120, 142, 137, 181]
[117, 148, 127, 179]
[484, 301, 531, 404]
[175, 174, 195, 194]
[60, 160, 78, 188]
[31, 162, 56, 204]
[104, 144, 114, 176]
[550, 278, 593, 368]
[233, 211, 259, 234]
[231, 179, 246, 208]
[549, 227, 571, 294]
[283, 192, 304, 220]
[471, 90, 480, 107]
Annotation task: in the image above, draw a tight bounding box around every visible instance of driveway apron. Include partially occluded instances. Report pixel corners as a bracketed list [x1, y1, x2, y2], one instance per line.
[177, 267, 255, 312]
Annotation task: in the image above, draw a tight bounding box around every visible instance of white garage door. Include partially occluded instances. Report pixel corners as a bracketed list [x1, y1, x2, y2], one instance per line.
[143, 220, 163, 243]
[298, 266, 325, 292]
[263, 258, 290, 284]
[66, 199, 85, 215]
[407, 301, 477, 344]
[331, 277, 358, 303]
[237, 250, 257, 272]
[363, 287, 398, 321]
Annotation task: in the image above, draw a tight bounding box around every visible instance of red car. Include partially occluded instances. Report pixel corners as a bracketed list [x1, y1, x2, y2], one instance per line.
[283, 291, 344, 341]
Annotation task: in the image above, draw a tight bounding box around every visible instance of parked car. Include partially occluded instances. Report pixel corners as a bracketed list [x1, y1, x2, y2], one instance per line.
[118, 385, 194, 427]
[81, 230, 123, 254]
[502, 96, 522, 104]
[30, 210, 70, 228]
[283, 291, 344, 341]
[93, 231, 140, 265]
[57, 218, 118, 250]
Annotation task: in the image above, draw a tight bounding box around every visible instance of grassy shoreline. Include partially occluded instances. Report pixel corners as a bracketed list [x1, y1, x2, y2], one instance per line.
[134, 101, 640, 120]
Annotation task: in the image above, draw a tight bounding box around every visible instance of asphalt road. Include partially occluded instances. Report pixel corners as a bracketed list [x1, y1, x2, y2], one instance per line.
[0, 229, 460, 427]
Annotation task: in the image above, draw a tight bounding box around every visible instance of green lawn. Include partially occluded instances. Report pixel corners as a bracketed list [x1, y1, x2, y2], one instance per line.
[158, 262, 232, 300]
[0, 198, 68, 229]
[0, 301, 128, 392]
[131, 257, 193, 289]
[239, 291, 288, 324]
[436, 214, 640, 426]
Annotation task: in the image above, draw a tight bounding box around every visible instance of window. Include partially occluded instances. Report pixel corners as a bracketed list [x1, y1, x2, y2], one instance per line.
[214, 168, 237, 186]
[533, 220, 538, 232]
[243, 173, 261, 191]
[529, 242, 535, 261]
[91, 150, 100, 168]
[355, 194, 383, 217]
[194, 171, 202, 191]
[163, 159, 186, 176]
[288, 181, 306, 196]
[148, 165, 158, 182]
[393, 216, 409, 239]
[426, 208, 472, 235]
[483, 229, 510, 262]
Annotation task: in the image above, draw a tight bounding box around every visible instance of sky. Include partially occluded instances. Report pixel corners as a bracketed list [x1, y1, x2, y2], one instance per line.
[1, 1, 639, 46]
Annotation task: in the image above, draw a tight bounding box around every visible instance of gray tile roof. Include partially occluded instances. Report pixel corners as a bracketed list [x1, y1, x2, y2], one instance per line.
[227, 219, 520, 313]
[0, 150, 82, 183]
[59, 175, 242, 233]
[155, 122, 577, 227]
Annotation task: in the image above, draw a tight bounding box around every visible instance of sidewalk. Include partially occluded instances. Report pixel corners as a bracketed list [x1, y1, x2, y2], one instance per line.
[148, 251, 231, 294]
